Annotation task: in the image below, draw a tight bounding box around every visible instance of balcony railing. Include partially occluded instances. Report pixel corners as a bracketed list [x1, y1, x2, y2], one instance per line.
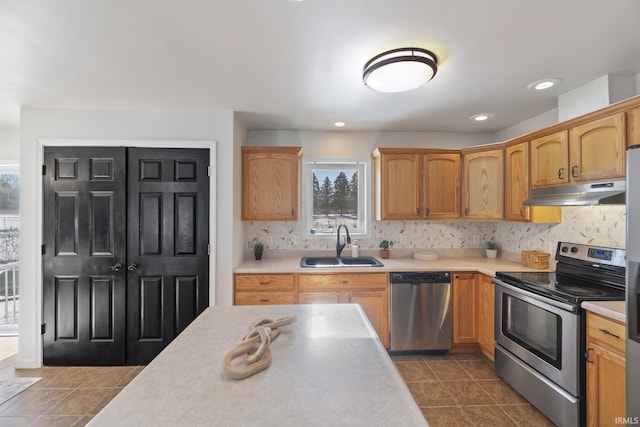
[0, 261, 19, 325]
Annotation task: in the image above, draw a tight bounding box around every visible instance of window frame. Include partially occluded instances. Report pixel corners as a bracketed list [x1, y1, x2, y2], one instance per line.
[301, 157, 371, 239]
[0, 162, 19, 215]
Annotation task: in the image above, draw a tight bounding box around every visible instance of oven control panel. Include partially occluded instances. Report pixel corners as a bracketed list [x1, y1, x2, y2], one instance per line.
[557, 242, 626, 267]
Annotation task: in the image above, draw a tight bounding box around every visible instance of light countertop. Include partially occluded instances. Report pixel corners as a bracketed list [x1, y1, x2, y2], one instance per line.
[89, 304, 427, 427]
[582, 301, 626, 324]
[235, 255, 552, 277]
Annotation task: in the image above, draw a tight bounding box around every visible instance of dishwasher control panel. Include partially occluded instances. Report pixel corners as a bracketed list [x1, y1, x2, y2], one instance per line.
[390, 271, 450, 283]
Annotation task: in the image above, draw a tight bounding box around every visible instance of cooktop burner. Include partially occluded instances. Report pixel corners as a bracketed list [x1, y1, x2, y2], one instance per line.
[495, 242, 626, 306]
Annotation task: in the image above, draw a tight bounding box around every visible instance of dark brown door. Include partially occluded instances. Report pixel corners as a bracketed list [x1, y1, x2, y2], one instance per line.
[126, 148, 209, 365]
[42, 147, 127, 365]
[43, 147, 210, 366]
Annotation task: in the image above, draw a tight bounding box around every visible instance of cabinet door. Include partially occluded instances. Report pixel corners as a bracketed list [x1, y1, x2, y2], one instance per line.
[452, 273, 479, 344]
[376, 153, 421, 220]
[241, 147, 300, 220]
[569, 113, 626, 182]
[348, 290, 389, 348]
[530, 131, 569, 187]
[586, 342, 626, 427]
[423, 153, 461, 219]
[462, 148, 504, 220]
[298, 291, 341, 304]
[478, 274, 494, 358]
[505, 142, 562, 223]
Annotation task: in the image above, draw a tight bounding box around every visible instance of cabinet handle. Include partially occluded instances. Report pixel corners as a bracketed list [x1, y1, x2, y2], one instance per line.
[598, 328, 620, 339]
[571, 165, 579, 178]
[425, 208, 430, 217]
[259, 299, 270, 303]
[558, 168, 564, 179]
[259, 281, 270, 286]
[340, 280, 349, 284]
[464, 208, 469, 216]
[585, 348, 593, 363]
[291, 208, 295, 216]
[416, 208, 420, 215]
[520, 206, 528, 218]
[348, 293, 352, 303]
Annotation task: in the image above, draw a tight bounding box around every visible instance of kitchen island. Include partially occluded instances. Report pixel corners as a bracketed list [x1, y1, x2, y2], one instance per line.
[89, 304, 427, 426]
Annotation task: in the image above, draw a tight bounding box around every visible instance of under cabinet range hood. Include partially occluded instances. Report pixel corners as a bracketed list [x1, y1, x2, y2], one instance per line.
[523, 180, 626, 206]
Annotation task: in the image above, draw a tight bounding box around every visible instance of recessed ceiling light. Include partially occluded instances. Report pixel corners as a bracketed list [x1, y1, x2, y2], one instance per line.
[334, 122, 345, 127]
[470, 113, 494, 122]
[527, 78, 562, 91]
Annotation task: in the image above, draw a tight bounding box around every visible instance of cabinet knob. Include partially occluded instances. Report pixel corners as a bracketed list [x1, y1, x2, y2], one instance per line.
[558, 168, 564, 179]
[585, 348, 593, 363]
[571, 165, 579, 178]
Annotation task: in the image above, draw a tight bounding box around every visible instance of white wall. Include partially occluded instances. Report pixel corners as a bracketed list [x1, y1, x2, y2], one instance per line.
[248, 130, 494, 156]
[0, 128, 20, 159]
[18, 107, 240, 368]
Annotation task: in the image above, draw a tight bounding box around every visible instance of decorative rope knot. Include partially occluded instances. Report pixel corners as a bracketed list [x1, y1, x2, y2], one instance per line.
[223, 316, 297, 380]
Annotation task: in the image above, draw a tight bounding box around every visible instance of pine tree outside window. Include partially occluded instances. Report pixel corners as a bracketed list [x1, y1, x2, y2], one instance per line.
[302, 159, 369, 237]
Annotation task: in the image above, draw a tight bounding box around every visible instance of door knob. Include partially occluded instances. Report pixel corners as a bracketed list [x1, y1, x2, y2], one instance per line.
[106, 263, 123, 272]
[127, 263, 140, 271]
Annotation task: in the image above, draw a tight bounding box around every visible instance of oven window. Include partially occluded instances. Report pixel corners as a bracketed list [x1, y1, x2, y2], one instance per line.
[503, 294, 562, 369]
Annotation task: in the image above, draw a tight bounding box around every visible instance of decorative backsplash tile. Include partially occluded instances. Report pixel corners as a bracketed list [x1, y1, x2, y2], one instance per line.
[244, 205, 626, 258]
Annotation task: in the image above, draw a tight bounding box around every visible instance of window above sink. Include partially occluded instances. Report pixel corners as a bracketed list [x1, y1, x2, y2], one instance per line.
[301, 158, 371, 239]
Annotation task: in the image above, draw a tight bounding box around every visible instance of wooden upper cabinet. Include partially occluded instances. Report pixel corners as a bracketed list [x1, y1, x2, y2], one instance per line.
[505, 141, 561, 223]
[241, 146, 302, 220]
[569, 113, 626, 182]
[372, 148, 460, 220]
[530, 130, 570, 187]
[373, 151, 421, 220]
[462, 146, 504, 220]
[423, 153, 461, 219]
[531, 113, 626, 188]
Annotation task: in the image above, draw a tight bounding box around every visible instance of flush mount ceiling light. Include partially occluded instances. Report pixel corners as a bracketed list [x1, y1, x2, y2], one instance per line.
[363, 47, 438, 93]
[471, 113, 494, 122]
[527, 78, 562, 91]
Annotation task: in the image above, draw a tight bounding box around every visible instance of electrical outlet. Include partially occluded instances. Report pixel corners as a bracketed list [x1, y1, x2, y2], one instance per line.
[472, 234, 481, 247]
[266, 236, 273, 247]
[400, 235, 407, 246]
[292, 234, 298, 246]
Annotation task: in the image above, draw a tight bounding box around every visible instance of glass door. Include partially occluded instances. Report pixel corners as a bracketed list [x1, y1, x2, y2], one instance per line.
[0, 162, 19, 336]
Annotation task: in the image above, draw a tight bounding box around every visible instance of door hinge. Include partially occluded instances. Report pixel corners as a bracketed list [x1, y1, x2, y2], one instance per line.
[41, 324, 46, 335]
[41, 244, 46, 255]
[42, 165, 46, 175]
[207, 165, 211, 177]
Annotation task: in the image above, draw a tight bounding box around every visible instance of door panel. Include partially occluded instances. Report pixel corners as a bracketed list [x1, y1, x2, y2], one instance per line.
[43, 146, 210, 366]
[43, 147, 127, 365]
[126, 148, 209, 365]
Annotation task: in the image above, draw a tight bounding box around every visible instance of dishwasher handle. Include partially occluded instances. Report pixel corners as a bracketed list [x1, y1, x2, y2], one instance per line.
[390, 271, 450, 283]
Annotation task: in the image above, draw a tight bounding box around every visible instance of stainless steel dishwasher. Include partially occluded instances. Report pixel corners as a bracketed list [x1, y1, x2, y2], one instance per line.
[389, 271, 451, 353]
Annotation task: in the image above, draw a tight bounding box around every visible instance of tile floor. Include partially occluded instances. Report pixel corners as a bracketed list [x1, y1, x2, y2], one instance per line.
[0, 337, 554, 426]
[0, 341, 142, 426]
[392, 352, 556, 426]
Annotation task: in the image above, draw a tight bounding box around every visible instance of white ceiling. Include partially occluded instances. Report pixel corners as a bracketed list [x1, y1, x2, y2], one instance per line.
[2, 0, 640, 132]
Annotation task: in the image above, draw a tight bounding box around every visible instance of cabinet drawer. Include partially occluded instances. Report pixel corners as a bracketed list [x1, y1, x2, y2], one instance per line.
[234, 274, 296, 291]
[587, 312, 626, 354]
[234, 292, 295, 305]
[299, 273, 388, 290]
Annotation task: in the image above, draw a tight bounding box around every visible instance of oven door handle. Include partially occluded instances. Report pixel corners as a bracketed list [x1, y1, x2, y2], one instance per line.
[493, 278, 577, 313]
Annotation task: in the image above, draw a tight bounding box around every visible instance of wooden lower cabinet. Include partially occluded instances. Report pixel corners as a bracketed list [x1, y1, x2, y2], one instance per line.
[586, 312, 626, 427]
[478, 274, 495, 359]
[452, 273, 480, 345]
[234, 272, 389, 348]
[299, 273, 389, 348]
[234, 273, 297, 305]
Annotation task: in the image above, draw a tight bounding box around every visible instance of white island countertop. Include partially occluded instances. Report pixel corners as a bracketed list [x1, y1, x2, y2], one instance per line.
[89, 304, 428, 427]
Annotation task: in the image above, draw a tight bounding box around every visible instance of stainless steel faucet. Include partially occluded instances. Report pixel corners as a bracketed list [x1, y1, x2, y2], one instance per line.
[336, 224, 351, 258]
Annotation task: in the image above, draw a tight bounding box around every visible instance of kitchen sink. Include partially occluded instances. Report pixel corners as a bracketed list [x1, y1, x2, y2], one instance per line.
[300, 256, 384, 268]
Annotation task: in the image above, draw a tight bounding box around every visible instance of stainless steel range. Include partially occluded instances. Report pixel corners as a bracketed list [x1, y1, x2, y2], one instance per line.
[493, 242, 626, 427]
